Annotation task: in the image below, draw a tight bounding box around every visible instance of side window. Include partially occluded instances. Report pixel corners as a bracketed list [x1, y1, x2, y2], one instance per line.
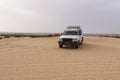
[79, 30, 82, 35]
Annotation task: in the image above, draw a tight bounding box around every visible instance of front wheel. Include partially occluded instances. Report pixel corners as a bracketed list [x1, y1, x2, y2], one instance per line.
[59, 44, 63, 48]
[75, 43, 79, 48]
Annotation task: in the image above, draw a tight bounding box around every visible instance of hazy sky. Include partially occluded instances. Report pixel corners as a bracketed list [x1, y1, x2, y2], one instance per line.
[0, 0, 120, 33]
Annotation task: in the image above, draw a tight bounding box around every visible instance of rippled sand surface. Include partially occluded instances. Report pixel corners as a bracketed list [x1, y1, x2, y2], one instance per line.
[0, 37, 120, 80]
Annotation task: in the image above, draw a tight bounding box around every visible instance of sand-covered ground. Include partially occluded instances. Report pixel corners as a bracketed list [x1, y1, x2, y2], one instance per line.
[0, 37, 120, 80]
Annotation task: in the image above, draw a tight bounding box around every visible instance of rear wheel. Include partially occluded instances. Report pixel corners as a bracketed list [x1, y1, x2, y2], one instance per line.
[59, 44, 63, 48]
[80, 37, 84, 44]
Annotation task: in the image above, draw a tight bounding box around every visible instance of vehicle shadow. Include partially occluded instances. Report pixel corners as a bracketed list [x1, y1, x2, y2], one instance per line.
[62, 44, 83, 49]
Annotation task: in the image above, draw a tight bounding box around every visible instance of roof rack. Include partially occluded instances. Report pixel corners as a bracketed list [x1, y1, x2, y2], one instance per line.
[67, 26, 80, 29]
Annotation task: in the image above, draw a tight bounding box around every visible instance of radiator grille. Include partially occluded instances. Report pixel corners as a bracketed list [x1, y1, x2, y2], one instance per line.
[63, 38, 72, 42]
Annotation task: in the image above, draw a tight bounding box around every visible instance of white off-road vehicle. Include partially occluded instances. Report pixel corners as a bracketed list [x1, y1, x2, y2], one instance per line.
[58, 26, 84, 48]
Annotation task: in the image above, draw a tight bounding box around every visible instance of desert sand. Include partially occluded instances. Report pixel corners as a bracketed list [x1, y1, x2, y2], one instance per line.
[0, 37, 120, 80]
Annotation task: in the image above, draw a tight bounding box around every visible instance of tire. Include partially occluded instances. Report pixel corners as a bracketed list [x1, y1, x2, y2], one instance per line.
[59, 44, 63, 48]
[75, 43, 79, 48]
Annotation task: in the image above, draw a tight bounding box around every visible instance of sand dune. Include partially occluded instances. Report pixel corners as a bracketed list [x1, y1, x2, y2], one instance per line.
[0, 37, 120, 80]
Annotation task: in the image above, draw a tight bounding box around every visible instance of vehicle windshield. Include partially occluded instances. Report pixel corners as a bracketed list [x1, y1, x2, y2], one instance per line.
[63, 31, 78, 35]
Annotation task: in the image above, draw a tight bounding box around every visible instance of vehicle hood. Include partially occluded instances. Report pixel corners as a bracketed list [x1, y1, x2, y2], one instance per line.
[60, 35, 78, 39]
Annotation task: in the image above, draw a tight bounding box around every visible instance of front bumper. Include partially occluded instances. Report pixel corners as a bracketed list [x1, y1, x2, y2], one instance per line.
[58, 41, 79, 46]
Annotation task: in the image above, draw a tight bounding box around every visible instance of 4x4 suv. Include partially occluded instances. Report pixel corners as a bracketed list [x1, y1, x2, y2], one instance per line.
[58, 26, 84, 48]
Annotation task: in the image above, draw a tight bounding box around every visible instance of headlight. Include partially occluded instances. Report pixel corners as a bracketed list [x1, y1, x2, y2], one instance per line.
[72, 38, 78, 41]
[59, 38, 63, 41]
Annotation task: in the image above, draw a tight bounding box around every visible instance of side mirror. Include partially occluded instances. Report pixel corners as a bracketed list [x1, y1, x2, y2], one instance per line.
[79, 33, 82, 35]
[79, 30, 82, 35]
